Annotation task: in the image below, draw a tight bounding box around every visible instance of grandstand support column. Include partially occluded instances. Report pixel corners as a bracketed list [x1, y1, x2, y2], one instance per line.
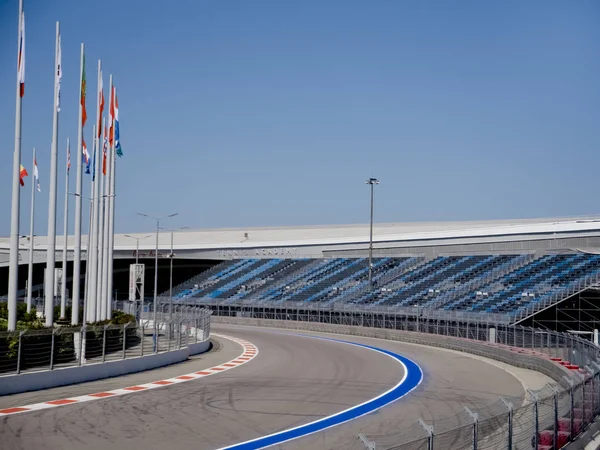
[366, 177, 379, 289]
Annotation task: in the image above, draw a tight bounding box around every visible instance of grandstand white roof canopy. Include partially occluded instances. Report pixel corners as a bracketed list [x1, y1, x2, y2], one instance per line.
[2, 216, 600, 264]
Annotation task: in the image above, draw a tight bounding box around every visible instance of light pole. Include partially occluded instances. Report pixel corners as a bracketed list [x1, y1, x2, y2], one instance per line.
[366, 178, 379, 289]
[137, 212, 178, 352]
[160, 226, 189, 318]
[123, 234, 152, 265]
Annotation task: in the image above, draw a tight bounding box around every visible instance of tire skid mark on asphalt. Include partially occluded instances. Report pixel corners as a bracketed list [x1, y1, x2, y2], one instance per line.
[0, 333, 257, 417]
[215, 331, 424, 450]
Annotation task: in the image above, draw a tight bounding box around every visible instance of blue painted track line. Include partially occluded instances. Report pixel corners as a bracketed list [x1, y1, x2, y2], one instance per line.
[216, 332, 423, 450]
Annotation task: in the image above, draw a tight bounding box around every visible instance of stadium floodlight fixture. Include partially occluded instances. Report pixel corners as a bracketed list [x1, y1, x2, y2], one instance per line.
[137, 212, 179, 352]
[365, 178, 380, 289]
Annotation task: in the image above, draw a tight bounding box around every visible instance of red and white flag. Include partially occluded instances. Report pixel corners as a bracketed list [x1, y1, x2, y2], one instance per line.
[33, 155, 40, 192]
[17, 11, 25, 97]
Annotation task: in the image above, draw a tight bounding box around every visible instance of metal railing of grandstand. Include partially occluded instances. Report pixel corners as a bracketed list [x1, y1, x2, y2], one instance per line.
[174, 297, 515, 324]
[0, 305, 211, 376]
[207, 306, 600, 450]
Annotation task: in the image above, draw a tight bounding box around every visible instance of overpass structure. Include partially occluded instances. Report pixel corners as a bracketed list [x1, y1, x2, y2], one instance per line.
[2, 216, 600, 266]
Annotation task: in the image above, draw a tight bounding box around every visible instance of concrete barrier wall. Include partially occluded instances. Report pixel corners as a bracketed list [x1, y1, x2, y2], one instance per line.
[213, 317, 574, 383]
[188, 339, 211, 356]
[0, 337, 211, 396]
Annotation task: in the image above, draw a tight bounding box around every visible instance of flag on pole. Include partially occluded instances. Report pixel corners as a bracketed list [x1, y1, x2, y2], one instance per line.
[109, 86, 114, 146]
[19, 165, 28, 186]
[92, 145, 96, 182]
[17, 11, 25, 97]
[56, 32, 62, 112]
[81, 53, 87, 127]
[102, 120, 107, 175]
[98, 72, 104, 138]
[34, 156, 41, 192]
[83, 138, 90, 174]
[67, 139, 71, 173]
[114, 90, 122, 157]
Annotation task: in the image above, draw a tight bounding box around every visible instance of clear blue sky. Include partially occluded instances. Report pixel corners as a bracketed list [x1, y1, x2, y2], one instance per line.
[0, 0, 599, 236]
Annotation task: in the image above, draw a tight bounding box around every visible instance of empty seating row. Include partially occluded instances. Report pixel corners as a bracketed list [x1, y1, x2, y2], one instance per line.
[166, 252, 600, 318]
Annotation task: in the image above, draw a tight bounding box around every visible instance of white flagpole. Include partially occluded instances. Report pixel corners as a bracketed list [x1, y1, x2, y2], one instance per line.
[107, 127, 116, 319]
[101, 76, 113, 320]
[8, 0, 25, 331]
[97, 117, 106, 320]
[26, 147, 36, 312]
[60, 138, 70, 319]
[44, 21, 61, 327]
[85, 138, 96, 323]
[90, 61, 102, 321]
[72, 43, 84, 326]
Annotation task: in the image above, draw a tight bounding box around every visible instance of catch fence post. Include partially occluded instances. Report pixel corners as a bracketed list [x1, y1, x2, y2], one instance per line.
[16, 330, 25, 374]
[356, 434, 376, 450]
[464, 407, 478, 450]
[102, 325, 108, 362]
[550, 385, 559, 450]
[49, 328, 56, 370]
[529, 390, 539, 449]
[501, 398, 513, 450]
[418, 419, 434, 450]
[564, 377, 575, 440]
[122, 323, 128, 359]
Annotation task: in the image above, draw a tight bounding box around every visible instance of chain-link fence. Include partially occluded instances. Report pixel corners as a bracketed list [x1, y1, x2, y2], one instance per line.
[0, 305, 211, 376]
[208, 303, 600, 450]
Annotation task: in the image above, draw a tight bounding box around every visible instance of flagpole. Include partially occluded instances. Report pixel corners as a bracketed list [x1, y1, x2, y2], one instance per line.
[107, 127, 116, 320]
[101, 76, 113, 320]
[72, 43, 85, 326]
[7, 0, 24, 332]
[97, 117, 106, 320]
[85, 151, 95, 323]
[60, 138, 69, 319]
[91, 129, 100, 322]
[44, 21, 61, 327]
[26, 147, 36, 313]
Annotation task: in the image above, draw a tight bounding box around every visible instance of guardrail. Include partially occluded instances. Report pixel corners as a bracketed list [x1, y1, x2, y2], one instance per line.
[0, 307, 211, 377]
[211, 310, 600, 450]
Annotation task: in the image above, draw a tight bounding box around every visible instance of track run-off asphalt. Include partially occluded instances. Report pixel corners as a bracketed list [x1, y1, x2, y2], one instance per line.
[0, 324, 539, 450]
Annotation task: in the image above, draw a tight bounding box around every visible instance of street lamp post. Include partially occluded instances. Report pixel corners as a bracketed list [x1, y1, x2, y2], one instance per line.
[366, 178, 379, 289]
[123, 234, 152, 265]
[137, 212, 178, 353]
[160, 226, 189, 318]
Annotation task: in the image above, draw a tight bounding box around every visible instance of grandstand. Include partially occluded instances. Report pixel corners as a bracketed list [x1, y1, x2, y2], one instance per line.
[168, 251, 600, 329]
[3, 216, 600, 332]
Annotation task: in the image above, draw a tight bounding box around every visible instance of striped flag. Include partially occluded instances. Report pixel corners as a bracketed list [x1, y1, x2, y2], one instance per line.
[109, 86, 114, 146]
[56, 32, 62, 111]
[19, 164, 28, 186]
[83, 138, 90, 174]
[34, 156, 40, 192]
[17, 11, 25, 97]
[114, 90, 122, 157]
[98, 72, 104, 138]
[102, 120, 107, 175]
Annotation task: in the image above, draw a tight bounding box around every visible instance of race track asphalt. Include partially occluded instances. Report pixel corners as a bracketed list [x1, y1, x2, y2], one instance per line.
[0, 324, 531, 450]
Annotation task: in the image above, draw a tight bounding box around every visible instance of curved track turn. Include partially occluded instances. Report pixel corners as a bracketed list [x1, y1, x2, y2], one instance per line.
[0, 324, 527, 450]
